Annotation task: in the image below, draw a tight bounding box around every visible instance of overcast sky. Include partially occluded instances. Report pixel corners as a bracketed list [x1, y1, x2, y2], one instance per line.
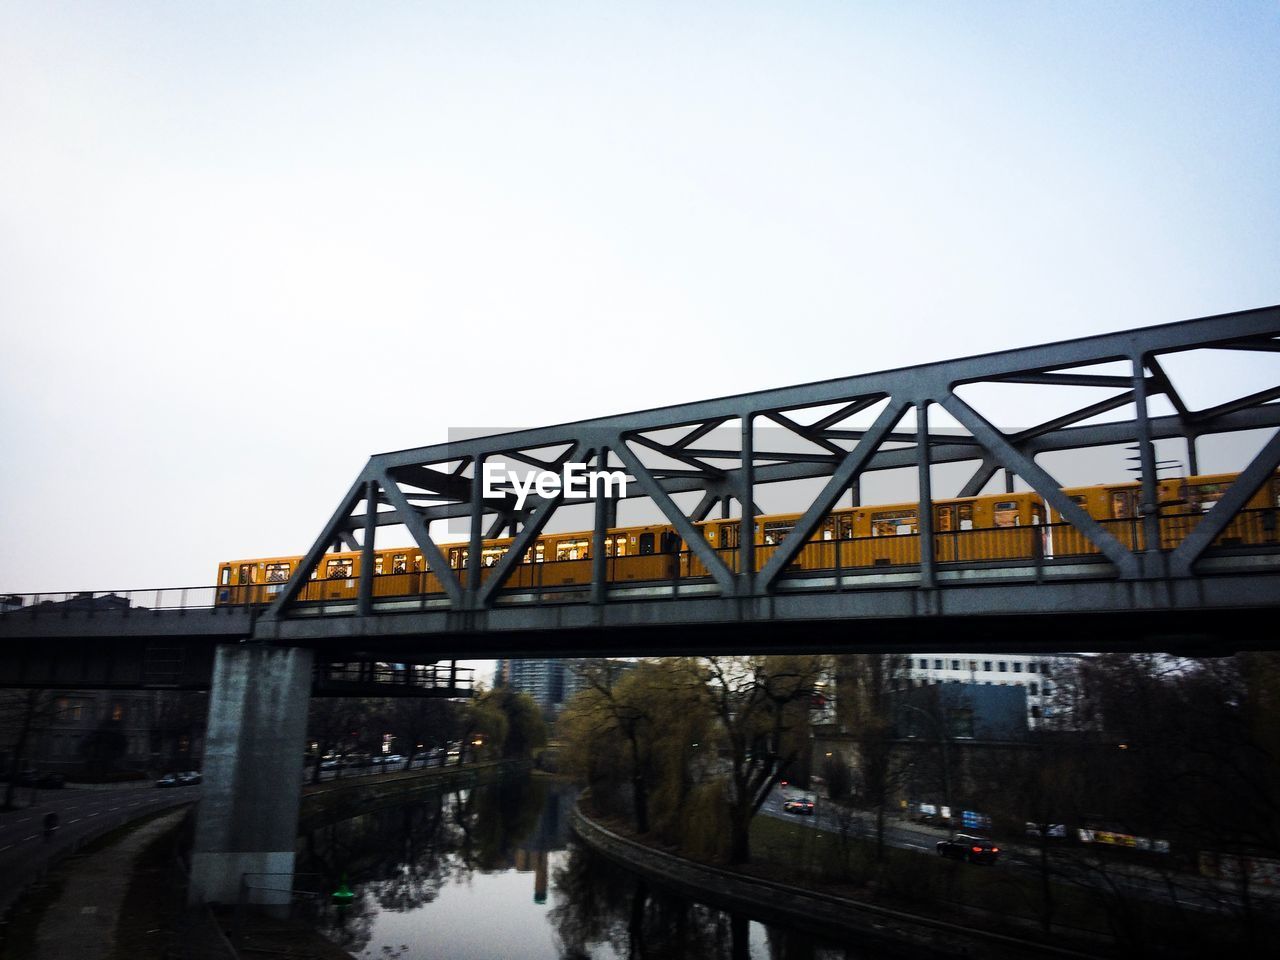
[2, 1, 1278, 598]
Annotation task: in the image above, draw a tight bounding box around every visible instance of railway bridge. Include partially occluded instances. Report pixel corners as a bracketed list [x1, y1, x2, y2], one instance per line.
[3, 304, 1279, 905]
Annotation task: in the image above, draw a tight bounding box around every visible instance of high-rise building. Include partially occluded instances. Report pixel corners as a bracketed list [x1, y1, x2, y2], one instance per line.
[901, 654, 1079, 729]
[494, 658, 592, 717]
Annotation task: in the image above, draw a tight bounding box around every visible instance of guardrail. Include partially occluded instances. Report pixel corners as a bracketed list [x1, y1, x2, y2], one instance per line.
[4, 509, 1277, 618]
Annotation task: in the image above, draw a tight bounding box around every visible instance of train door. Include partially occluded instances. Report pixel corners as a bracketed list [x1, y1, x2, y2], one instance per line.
[720, 522, 740, 549]
[935, 505, 958, 562]
[1109, 488, 1141, 549]
[237, 563, 254, 603]
[638, 532, 655, 555]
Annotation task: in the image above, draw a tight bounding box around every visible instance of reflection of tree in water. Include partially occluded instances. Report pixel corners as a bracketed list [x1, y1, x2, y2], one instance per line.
[313, 885, 378, 956]
[301, 774, 549, 953]
[471, 775, 548, 870]
[550, 839, 742, 960]
[551, 839, 863, 960]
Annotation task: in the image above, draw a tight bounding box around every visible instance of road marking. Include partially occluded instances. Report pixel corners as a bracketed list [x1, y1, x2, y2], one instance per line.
[86, 812, 99, 818]
[0, 844, 12, 852]
[22, 835, 37, 843]
[108, 806, 119, 812]
[68, 818, 82, 824]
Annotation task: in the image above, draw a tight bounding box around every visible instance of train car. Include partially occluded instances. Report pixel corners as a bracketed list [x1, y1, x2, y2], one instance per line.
[216, 470, 1275, 605]
[1048, 472, 1280, 557]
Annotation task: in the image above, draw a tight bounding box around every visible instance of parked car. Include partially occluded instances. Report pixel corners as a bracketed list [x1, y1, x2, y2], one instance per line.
[783, 797, 815, 815]
[936, 834, 1000, 864]
[155, 773, 181, 788]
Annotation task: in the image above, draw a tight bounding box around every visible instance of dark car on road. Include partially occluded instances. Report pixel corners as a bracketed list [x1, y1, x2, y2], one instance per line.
[783, 797, 815, 815]
[936, 834, 1000, 864]
[155, 773, 181, 788]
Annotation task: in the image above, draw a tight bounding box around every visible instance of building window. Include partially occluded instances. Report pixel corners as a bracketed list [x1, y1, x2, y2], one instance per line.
[983, 661, 992, 672]
[1030, 682, 1039, 695]
[1030, 705, 1042, 719]
[111, 703, 124, 722]
[1042, 681, 1053, 695]
[918, 658, 927, 669]
[1028, 662, 1038, 674]
[946, 707, 975, 739]
[998, 661, 1008, 673]
[933, 659, 943, 670]
[950, 659, 960, 671]
[1014, 662, 1023, 673]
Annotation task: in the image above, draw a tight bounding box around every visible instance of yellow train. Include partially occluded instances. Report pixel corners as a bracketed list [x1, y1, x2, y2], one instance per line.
[216, 472, 1280, 605]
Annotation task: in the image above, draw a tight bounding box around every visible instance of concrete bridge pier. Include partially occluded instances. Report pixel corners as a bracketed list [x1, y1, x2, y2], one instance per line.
[189, 643, 313, 907]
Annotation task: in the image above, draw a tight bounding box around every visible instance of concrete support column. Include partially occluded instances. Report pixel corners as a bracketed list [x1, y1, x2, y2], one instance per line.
[189, 644, 313, 906]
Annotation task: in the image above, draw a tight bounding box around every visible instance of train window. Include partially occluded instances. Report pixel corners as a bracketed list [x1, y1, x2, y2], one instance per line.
[374, 557, 384, 575]
[1110, 491, 1137, 519]
[450, 548, 466, 569]
[326, 558, 353, 579]
[555, 539, 589, 561]
[871, 510, 916, 536]
[638, 533, 655, 555]
[720, 522, 740, 549]
[1189, 481, 1228, 513]
[935, 506, 954, 532]
[959, 504, 973, 530]
[238, 564, 253, 585]
[605, 534, 628, 557]
[520, 543, 546, 563]
[1272, 478, 1280, 508]
[993, 501, 1020, 528]
[220, 567, 230, 586]
[483, 547, 506, 567]
[392, 554, 408, 574]
[838, 515, 853, 539]
[265, 562, 290, 583]
[763, 520, 795, 545]
[411, 555, 422, 571]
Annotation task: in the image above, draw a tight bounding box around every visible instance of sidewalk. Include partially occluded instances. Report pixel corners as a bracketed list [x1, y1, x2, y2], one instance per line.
[27, 808, 232, 960]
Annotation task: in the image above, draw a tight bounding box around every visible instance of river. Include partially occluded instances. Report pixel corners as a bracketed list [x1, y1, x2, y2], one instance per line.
[298, 773, 895, 959]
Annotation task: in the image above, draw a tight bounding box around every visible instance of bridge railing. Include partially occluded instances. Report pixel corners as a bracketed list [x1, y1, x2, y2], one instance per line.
[4, 509, 1276, 618]
[0, 585, 222, 615]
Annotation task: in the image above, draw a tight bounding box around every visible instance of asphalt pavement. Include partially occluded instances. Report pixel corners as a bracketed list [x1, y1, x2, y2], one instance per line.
[0, 780, 200, 916]
[763, 786, 1262, 916]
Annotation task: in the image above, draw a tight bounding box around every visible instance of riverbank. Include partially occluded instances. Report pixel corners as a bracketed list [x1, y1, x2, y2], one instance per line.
[573, 805, 1117, 960]
[2, 758, 530, 960]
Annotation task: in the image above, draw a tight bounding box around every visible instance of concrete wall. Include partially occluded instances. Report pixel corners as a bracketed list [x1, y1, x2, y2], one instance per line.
[189, 644, 313, 905]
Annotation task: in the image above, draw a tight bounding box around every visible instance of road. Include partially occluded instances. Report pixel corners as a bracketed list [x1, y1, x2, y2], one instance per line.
[0, 781, 200, 914]
[763, 788, 1257, 916]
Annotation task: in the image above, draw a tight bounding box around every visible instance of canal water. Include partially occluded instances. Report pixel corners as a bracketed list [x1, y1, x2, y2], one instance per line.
[300, 773, 890, 959]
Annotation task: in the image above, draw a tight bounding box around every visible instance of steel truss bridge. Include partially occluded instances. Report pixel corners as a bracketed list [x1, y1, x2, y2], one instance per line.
[4, 305, 1280, 662]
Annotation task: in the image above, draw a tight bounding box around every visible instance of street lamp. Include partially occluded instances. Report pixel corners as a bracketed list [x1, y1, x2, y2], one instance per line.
[900, 702, 952, 825]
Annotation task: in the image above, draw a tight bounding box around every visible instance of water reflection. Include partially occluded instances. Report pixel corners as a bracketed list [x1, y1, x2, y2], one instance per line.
[302, 775, 886, 959]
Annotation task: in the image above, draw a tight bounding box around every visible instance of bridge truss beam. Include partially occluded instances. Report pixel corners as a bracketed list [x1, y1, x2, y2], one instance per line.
[255, 305, 1280, 638]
